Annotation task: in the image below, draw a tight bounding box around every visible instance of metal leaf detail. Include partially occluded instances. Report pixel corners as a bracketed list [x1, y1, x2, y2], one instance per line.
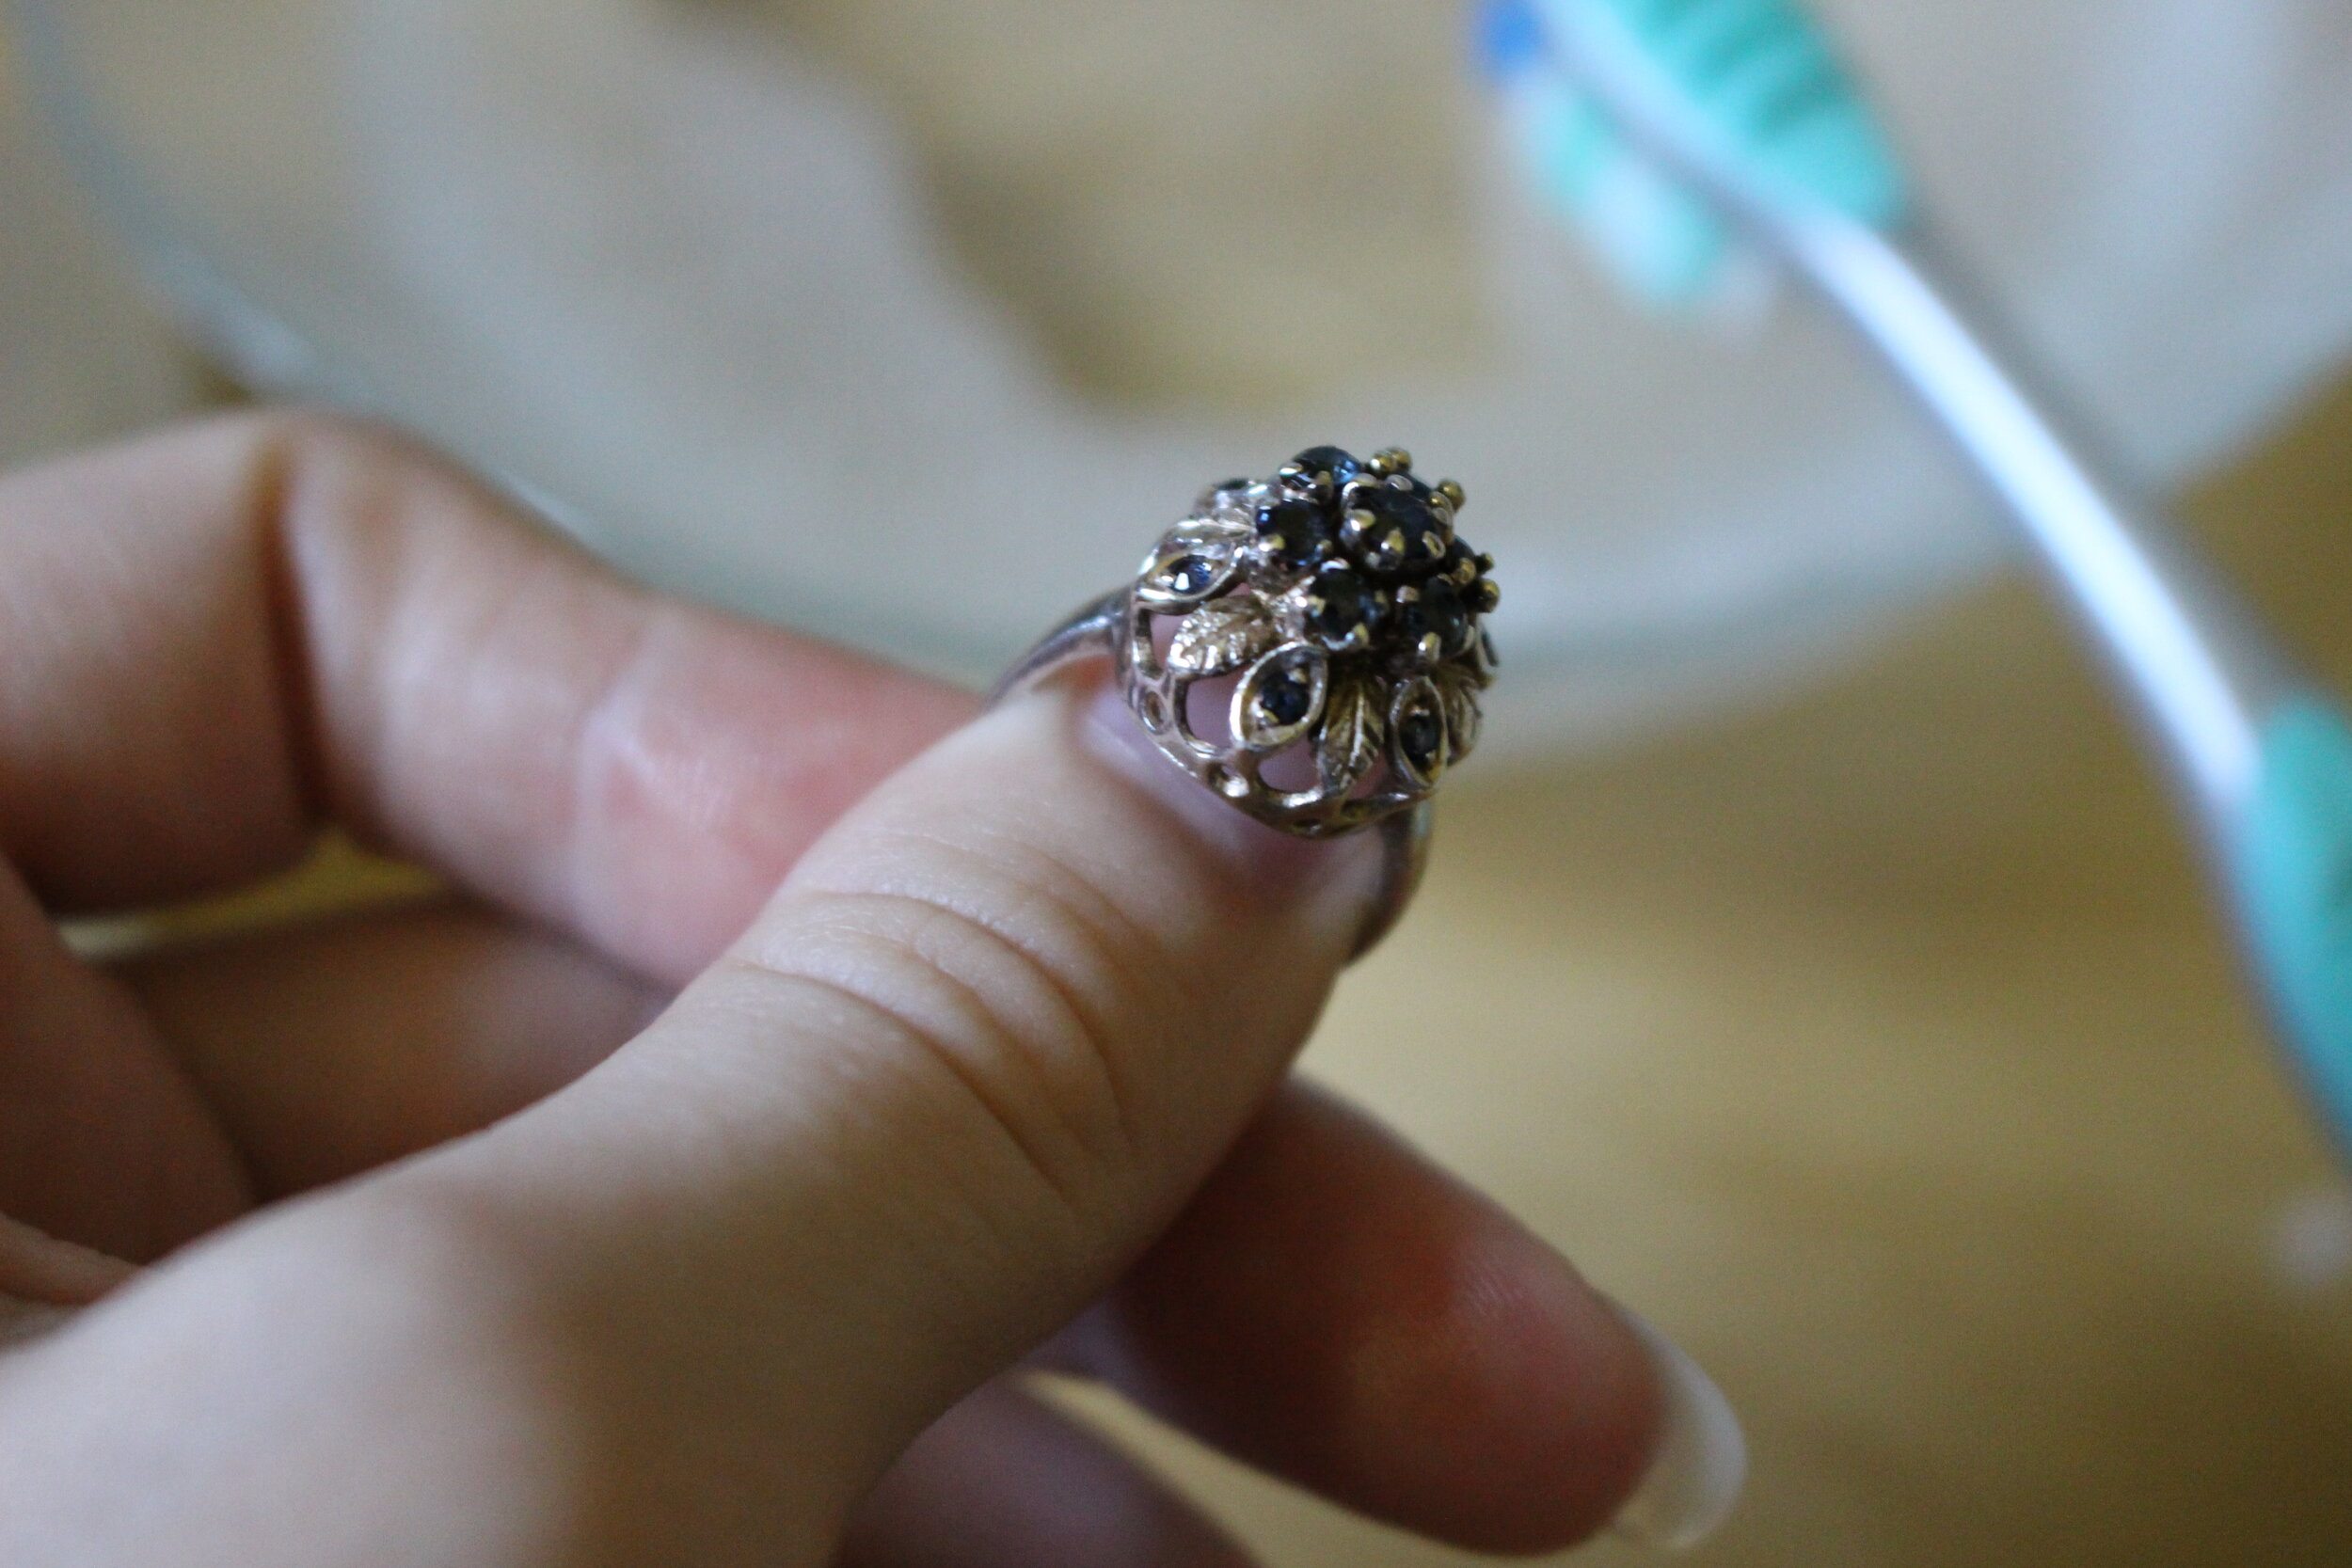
[1435, 663, 1483, 765]
[1232, 647, 1328, 752]
[1389, 674, 1447, 791]
[1316, 675, 1385, 788]
[1167, 597, 1276, 677]
[1136, 519, 1251, 608]
[1168, 516, 1252, 551]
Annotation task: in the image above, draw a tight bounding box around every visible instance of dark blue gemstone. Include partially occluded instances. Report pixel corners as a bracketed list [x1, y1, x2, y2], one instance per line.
[1254, 499, 1335, 566]
[1305, 567, 1381, 650]
[1168, 555, 1218, 595]
[1399, 706, 1444, 769]
[1281, 446, 1361, 494]
[1259, 670, 1313, 726]
[1342, 485, 1453, 578]
[1395, 578, 1470, 661]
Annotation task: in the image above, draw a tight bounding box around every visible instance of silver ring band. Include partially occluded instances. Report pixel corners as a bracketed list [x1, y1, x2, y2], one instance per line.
[989, 446, 1497, 960]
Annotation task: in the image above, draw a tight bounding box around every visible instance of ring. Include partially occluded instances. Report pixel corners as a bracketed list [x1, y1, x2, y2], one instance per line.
[991, 445, 1499, 958]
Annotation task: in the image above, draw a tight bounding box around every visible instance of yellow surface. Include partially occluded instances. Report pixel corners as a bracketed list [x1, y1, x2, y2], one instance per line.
[61, 832, 442, 961]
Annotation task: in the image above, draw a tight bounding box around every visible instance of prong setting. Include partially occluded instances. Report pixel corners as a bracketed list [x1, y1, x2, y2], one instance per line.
[1119, 445, 1498, 835]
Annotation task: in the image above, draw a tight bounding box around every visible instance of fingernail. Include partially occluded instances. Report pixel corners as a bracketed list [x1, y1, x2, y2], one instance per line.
[1074, 681, 1380, 916]
[1611, 1307, 1747, 1550]
[0, 1212, 139, 1306]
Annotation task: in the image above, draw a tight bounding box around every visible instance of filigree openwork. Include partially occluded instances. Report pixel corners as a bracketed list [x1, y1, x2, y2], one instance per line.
[1118, 446, 1499, 837]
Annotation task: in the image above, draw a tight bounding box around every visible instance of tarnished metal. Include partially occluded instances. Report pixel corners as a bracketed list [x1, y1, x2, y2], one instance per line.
[990, 447, 1498, 958]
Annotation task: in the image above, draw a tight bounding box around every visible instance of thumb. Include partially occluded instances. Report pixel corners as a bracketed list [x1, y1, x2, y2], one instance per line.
[405, 674, 1378, 1557]
[0, 670, 1391, 1567]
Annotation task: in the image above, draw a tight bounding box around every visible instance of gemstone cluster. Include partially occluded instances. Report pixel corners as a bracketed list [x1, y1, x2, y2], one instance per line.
[1120, 446, 1498, 835]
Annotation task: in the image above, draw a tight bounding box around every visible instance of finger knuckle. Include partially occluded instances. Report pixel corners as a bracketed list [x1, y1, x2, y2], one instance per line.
[231, 405, 430, 478]
[741, 841, 1183, 1222]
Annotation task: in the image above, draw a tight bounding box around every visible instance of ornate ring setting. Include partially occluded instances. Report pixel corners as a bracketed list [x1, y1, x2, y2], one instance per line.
[992, 445, 1499, 955]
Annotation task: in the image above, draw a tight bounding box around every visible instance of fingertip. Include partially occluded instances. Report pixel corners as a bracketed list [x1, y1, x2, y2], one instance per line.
[1410, 1213, 1671, 1552]
[1077, 1085, 1669, 1553]
[0, 1212, 138, 1307]
[1607, 1307, 1746, 1551]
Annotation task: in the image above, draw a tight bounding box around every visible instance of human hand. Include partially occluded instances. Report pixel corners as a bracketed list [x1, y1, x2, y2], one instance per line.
[0, 413, 1741, 1565]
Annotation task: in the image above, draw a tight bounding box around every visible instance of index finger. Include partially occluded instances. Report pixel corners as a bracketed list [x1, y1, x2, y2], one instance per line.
[0, 412, 973, 980]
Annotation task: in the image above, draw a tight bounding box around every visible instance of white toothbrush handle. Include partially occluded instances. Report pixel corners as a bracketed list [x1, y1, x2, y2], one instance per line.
[1780, 215, 2292, 837]
[1783, 216, 2352, 1152]
[1510, 0, 2352, 1147]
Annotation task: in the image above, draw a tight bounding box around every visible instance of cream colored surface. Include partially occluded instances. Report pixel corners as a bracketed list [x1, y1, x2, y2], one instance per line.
[0, 29, 199, 466]
[53, 0, 2352, 740]
[711, 0, 1486, 410]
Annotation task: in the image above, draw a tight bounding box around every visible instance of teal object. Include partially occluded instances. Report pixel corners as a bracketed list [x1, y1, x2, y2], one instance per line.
[1549, 0, 1909, 229]
[1481, 0, 2352, 1154]
[1480, 0, 1908, 301]
[2235, 697, 2352, 1144]
[1497, 65, 1733, 305]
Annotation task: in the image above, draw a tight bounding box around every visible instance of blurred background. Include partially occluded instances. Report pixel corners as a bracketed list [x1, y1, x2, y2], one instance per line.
[7, 0, 2352, 1560]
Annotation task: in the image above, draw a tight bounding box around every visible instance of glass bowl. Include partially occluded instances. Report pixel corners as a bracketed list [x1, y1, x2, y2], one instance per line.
[18, 0, 2352, 752]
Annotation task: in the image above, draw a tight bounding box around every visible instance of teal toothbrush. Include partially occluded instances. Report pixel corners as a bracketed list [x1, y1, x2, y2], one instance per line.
[1480, 0, 2352, 1149]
